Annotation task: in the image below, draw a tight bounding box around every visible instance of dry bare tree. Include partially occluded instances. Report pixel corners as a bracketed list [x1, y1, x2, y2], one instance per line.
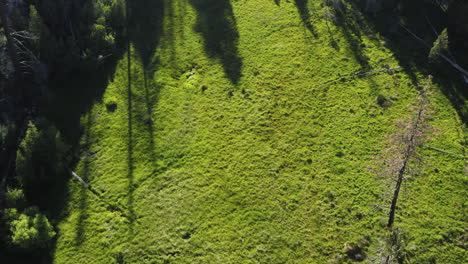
[370, 76, 434, 264]
[0, 0, 21, 83]
[374, 76, 434, 228]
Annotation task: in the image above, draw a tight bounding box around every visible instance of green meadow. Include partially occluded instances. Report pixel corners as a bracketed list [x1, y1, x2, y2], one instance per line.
[47, 0, 466, 263]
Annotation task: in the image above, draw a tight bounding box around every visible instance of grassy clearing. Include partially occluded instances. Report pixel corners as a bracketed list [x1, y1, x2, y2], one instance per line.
[51, 1, 466, 263]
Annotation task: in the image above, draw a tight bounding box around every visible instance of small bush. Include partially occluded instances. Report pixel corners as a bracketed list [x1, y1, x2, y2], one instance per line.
[376, 94, 391, 108]
[429, 28, 449, 62]
[343, 236, 370, 261]
[3, 207, 56, 250]
[3, 208, 19, 222]
[105, 96, 118, 112]
[91, 24, 110, 52]
[343, 242, 365, 260]
[5, 207, 55, 249]
[16, 121, 71, 191]
[28, 5, 43, 40]
[379, 228, 414, 264]
[5, 188, 27, 209]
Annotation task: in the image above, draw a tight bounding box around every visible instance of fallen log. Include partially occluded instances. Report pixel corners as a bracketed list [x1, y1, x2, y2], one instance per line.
[316, 66, 403, 88]
[355, 66, 402, 77]
[423, 144, 468, 159]
[68, 168, 89, 188]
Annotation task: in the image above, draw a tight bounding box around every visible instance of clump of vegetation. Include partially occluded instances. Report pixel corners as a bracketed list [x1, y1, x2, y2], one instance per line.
[16, 121, 71, 193]
[88, 0, 126, 58]
[25, 0, 126, 69]
[2, 207, 56, 250]
[429, 28, 450, 63]
[5, 188, 26, 209]
[0, 35, 15, 79]
[105, 96, 118, 112]
[342, 236, 370, 262]
[376, 94, 391, 108]
[343, 243, 365, 261]
[378, 228, 414, 264]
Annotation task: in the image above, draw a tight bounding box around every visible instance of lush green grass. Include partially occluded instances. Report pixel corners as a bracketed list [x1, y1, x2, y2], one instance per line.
[51, 1, 466, 263]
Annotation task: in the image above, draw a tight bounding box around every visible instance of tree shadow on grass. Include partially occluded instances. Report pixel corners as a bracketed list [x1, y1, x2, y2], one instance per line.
[323, 15, 340, 51]
[126, 0, 164, 158]
[30, 0, 166, 260]
[128, 0, 164, 70]
[294, 0, 318, 38]
[124, 0, 165, 235]
[359, 1, 468, 123]
[189, 0, 242, 85]
[43, 7, 128, 221]
[126, 46, 135, 235]
[359, 1, 435, 84]
[334, 3, 372, 70]
[72, 111, 93, 247]
[40, 25, 126, 264]
[166, 0, 177, 61]
[46, 54, 123, 146]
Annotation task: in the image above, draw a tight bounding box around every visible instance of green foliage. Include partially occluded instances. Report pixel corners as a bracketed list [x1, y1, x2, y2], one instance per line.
[376, 94, 391, 108]
[3, 207, 56, 250]
[25, 0, 125, 69]
[104, 95, 118, 112]
[28, 5, 43, 40]
[16, 122, 40, 187]
[429, 28, 449, 62]
[379, 228, 414, 264]
[86, 0, 125, 57]
[16, 121, 71, 190]
[107, 0, 126, 29]
[90, 24, 112, 53]
[5, 188, 27, 209]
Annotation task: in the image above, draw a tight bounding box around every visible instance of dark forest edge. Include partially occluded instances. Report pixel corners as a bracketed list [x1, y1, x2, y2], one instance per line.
[0, 0, 126, 261]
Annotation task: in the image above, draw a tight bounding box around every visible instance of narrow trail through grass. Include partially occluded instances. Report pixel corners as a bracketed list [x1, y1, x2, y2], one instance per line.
[52, 1, 467, 263]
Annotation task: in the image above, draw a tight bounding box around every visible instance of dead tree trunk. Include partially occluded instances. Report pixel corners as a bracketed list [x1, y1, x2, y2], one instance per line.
[68, 168, 89, 188]
[0, 0, 22, 88]
[385, 77, 432, 228]
[387, 103, 425, 228]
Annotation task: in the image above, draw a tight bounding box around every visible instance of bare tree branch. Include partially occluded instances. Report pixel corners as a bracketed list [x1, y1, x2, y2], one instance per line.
[12, 30, 38, 41]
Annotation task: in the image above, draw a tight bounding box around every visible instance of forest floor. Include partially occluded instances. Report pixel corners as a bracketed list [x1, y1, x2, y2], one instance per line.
[49, 1, 466, 263]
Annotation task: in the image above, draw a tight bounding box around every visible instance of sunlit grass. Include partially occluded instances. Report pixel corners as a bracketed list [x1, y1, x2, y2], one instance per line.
[52, 1, 466, 263]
